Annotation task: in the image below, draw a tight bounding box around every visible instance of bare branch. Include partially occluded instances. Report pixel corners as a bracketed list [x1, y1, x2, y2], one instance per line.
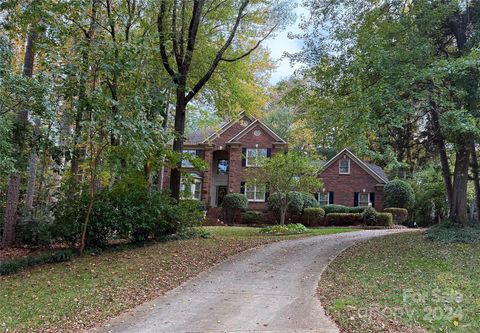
[220, 24, 277, 62]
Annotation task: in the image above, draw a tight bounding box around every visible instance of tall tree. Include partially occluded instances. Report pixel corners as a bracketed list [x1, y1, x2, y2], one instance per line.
[157, 0, 291, 200]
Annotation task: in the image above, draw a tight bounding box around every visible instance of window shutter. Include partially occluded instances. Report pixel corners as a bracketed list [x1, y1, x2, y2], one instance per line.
[314, 192, 319, 201]
[195, 149, 202, 157]
[266, 148, 272, 158]
[370, 192, 375, 208]
[265, 190, 270, 202]
[242, 148, 247, 167]
[329, 191, 334, 204]
[354, 192, 359, 207]
[240, 181, 245, 194]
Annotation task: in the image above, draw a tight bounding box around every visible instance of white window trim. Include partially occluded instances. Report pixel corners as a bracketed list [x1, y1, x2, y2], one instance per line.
[180, 179, 202, 200]
[339, 159, 350, 174]
[181, 150, 197, 168]
[245, 148, 267, 167]
[358, 192, 370, 207]
[245, 184, 266, 202]
[318, 192, 330, 206]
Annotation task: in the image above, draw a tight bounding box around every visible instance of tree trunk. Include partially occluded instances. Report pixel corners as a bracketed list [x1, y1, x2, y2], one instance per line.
[1, 29, 38, 248]
[429, 108, 454, 211]
[169, 85, 187, 200]
[470, 142, 480, 222]
[280, 206, 286, 226]
[451, 144, 470, 224]
[25, 117, 41, 216]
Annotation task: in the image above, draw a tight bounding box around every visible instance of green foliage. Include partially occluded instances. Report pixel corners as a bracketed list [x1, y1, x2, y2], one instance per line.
[222, 193, 248, 211]
[15, 217, 53, 246]
[410, 166, 448, 227]
[303, 207, 325, 218]
[51, 175, 202, 249]
[267, 191, 304, 215]
[325, 213, 363, 226]
[376, 213, 393, 227]
[323, 205, 349, 214]
[384, 180, 415, 209]
[383, 208, 409, 224]
[347, 206, 371, 214]
[301, 192, 320, 210]
[0, 249, 75, 276]
[362, 207, 378, 226]
[426, 221, 480, 244]
[242, 211, 263, 224]
[259, 223, 308, 235]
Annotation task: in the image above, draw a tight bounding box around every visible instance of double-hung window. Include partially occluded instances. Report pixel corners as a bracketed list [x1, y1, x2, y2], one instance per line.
[181, 150, 197, 168]
[318, 192, 330, 206]
[245, 184, 266, 202]
[246, 148, 267, 167]
[358, 193, 370, 206]
[339, 159, 350, 174]
[180, 177, 202, 200]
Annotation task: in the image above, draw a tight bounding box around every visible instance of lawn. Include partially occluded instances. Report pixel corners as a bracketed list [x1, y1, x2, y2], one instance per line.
[319, 232, 480, 333]
[0, 226, 357, 333]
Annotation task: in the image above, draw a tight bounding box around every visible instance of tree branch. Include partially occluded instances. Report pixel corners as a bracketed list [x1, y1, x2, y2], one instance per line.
[185, 0, 249, 103]
[158, 0, 178, 82]
[220, 24, 277, 62]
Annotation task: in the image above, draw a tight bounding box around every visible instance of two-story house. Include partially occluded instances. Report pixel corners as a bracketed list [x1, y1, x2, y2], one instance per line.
[160, 114, 389, 217]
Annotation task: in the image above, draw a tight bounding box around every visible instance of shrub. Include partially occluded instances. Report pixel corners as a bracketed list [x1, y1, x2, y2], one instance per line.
[16, 216, 53, 246]
[377, 213, 394, 226]
[0, 249, 76, 276]
[267, 191, 304, 215]
[426, 221, 480, 244]
[323, 204, 349, 214]
[222, 193, 248, 224]
[260, 223, 308, 235]
[242, 210, 262, 224]
[301, 192, 319, 211]
[384, 179, 415, 209]
[362, 207, 378, 226]
[348, 206, 370, 214]
[303, 207, 325, 226]
[383, 208, 408, 224]
[325, 213, 363, 226]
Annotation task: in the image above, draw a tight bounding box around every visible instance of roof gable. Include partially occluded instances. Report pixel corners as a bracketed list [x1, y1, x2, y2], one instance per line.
[322, 148, 388, 184]
[201, 113, 255, 144]
[227, 119, 286, 143]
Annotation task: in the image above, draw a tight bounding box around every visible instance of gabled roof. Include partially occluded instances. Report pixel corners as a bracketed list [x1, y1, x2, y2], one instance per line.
[226, 119, 286, 144]
[322, 148, 389, 184]
[201, 112, 255, 144]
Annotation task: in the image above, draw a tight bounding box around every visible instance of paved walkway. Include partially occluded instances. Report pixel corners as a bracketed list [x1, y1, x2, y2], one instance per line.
[91, 229, 404, 333]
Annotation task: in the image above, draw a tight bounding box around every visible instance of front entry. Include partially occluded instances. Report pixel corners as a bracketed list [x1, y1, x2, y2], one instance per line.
[217, 186, 227, 206]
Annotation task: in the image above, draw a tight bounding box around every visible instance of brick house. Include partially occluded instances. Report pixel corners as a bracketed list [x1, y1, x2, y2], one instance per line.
[160, 115, 389, 213]
[160, 113, 287, 211]
[317, 148, 389, 210]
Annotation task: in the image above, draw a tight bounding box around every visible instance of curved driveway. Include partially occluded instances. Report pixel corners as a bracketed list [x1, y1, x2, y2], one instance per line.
[91, 229, 404, 333]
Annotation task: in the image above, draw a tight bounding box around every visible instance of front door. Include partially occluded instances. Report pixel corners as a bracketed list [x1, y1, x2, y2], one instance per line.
[217, 186, 227, 206]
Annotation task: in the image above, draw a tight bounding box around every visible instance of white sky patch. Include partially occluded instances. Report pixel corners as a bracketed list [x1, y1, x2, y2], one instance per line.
[265, 3, 307, 84]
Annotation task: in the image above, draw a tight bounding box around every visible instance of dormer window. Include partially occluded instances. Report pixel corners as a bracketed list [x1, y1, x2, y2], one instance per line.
[339, 159, 350, 174]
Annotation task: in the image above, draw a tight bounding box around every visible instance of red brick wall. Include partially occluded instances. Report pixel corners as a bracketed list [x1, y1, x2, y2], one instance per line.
[320, 157, 384, 210]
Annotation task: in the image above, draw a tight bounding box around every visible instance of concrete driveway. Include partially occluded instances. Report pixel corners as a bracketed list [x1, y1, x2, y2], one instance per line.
[91, 229, 404, 333]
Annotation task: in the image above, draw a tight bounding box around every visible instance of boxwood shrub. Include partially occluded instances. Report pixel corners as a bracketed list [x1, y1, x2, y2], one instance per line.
[383, 208, 408, 224]
[384, 179, 415, 209]
[0, 249, 76, 276]
[362, 207, 378, 226]
[222, 193, 248, 224]
[325, 213, 363, 226]
[377, 212, 394, 226]
[303, 207, 325, 226]
[242, 210, 262, 224]
[323, 204, 350, 214]
[267, 192, 304, 215]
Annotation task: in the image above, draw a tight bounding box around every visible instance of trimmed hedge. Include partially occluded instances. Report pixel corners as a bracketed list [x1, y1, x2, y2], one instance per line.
[0, 249, 76, 276]
[384, 179, 415, 209]
[222, 193, 248, 210]
[362, 207, 377, 226]
[323, 204, 349, 214]
[383, 208, 408, 224]
[377, 212, 394, 226]
[303, 207, 325, 226]
[325, 213, 363, 226]
[242, 210, 262, 224]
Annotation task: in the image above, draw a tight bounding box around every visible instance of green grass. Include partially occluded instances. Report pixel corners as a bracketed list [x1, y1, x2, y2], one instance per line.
[319, 232, 480, 333]
[0, 226, 357, 332]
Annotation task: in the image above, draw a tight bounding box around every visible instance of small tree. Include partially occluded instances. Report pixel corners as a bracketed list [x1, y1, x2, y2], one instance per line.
[246, 151, 322, 226]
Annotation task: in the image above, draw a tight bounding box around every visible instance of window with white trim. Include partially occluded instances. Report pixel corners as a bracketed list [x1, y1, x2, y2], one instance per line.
[339, 159, 350, 174]
[246, 148, 267, 167]
[180, 178, 202, 200]
[245, 184, 266, 202]
[358, 193, 370, 206]
[318, 192, 330, 206]
[181, 150, 197, 168]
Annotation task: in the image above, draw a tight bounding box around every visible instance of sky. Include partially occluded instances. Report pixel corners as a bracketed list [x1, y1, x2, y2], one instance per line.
[264, 3, 308, 85]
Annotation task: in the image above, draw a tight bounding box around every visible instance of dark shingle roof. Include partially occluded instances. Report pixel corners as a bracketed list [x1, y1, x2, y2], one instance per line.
[366, 163, 389, 183]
